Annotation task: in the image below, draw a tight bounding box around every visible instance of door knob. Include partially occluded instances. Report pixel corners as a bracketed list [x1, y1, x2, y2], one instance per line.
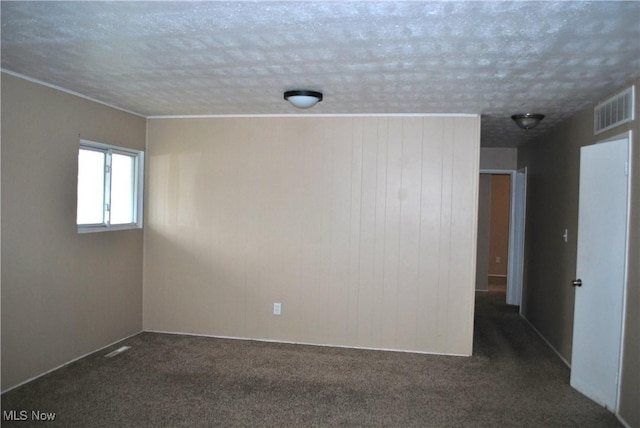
[571, 279, 582, 287]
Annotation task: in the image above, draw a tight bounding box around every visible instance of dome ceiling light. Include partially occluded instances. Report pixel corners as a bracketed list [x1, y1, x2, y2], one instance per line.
[284, 90, 323, 109]
[511, 113, 545, 130]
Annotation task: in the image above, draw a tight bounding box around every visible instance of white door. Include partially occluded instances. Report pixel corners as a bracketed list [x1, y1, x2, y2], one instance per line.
[570, 136, 629, 410]
[506, 168, 526, 306]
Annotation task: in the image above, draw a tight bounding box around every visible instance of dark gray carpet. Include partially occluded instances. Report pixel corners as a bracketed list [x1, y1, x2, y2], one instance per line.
[2, 292, 621, 427]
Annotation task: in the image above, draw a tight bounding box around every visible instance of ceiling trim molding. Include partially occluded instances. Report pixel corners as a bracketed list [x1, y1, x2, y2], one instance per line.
[147, 113, 480, 120]
[0, 69, 147, 118]
[1, 69, 480, 121]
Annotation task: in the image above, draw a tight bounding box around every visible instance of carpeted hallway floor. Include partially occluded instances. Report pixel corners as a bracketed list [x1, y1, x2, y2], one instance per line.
[1, 292, 622, 427]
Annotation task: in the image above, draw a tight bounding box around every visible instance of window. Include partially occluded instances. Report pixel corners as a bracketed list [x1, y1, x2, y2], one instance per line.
[77, 140, 144, 233]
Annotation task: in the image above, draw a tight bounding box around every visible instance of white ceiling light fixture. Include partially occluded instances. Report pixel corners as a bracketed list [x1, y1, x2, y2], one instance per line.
[511, 113, 545, 130]
[284, 90, 323, 109]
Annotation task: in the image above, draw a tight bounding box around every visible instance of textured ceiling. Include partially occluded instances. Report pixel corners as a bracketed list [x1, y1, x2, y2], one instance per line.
[2, 1, 639, 147]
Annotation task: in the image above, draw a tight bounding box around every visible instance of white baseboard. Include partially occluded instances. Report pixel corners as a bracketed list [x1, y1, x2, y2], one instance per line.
[144, 329, 471, 357]
[519, 314, 571, 367]
[616, 414, 631, 428]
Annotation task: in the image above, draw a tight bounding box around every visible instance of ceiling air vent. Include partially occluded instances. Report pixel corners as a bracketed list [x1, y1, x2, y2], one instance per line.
[594, 86, 635, 135]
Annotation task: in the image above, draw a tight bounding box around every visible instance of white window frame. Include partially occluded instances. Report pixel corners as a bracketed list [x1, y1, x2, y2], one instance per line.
[77, 139, 144, 233]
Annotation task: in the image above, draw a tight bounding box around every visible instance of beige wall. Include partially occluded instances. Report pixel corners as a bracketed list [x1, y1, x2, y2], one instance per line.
[144, 115, 480, 356]
[480, 147, 517, 170]
[475, 175, 491, 291]
[518, 78, 639, 427]
[1, 73, 146, 391]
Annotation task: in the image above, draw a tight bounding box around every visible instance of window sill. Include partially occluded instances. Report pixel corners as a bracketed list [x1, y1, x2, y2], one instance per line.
[77, 224, 143, 234]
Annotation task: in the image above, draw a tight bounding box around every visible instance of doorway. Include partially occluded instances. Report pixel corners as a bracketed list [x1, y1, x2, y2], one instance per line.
[477, 169, 527, 306]
[477, 174, 511, 293]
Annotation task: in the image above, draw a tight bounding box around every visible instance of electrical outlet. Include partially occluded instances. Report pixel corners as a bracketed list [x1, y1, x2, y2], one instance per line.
[273, 302, 281, 315]
[496, 256, 501, 264]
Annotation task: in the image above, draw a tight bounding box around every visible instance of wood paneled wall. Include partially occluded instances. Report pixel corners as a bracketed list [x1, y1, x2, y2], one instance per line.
[144, 115, 480, 355]
[1, 73, 145, 391]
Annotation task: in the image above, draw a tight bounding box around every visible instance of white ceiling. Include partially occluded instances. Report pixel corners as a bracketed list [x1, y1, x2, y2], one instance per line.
[2, 1, 639, 147]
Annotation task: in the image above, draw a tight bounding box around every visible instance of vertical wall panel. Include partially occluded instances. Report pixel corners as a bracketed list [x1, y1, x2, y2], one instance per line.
[416, 118, 445, 351]
[371, 118, 390, 347]
[396, 118, 424, 350]
[144, 115, 480, 355]
[447, 117, 482, 354]
[356, 120, 380, 346]
[380, 118, 403, 348]
[435, 118, 455, 351]
[347, 118, 364, 344]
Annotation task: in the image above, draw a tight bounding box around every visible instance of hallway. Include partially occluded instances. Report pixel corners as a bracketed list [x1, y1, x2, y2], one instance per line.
[472, 290, 621, 426]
